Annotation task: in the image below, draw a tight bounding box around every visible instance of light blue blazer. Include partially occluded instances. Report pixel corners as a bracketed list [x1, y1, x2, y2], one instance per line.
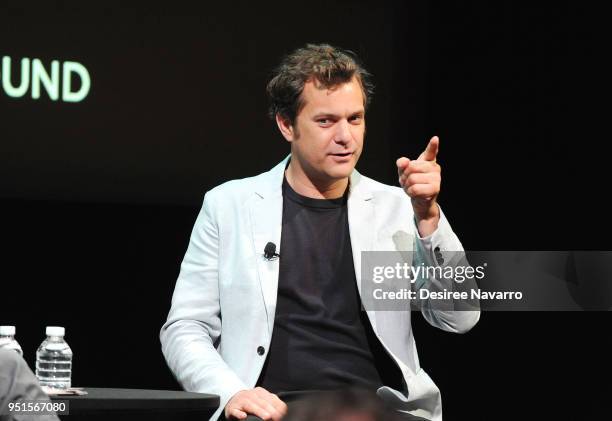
[160, 156, 480, 421]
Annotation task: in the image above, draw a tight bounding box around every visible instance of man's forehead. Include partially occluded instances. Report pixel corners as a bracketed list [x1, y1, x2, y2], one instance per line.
[301, 77, 364, 113]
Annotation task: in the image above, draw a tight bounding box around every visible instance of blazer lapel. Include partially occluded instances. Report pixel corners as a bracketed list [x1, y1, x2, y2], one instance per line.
[348, 170, 377, 329]
[249, 157, 288, 336]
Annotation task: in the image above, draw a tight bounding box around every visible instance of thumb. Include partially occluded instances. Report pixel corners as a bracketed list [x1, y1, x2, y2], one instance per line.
[396, 157, 410, 171]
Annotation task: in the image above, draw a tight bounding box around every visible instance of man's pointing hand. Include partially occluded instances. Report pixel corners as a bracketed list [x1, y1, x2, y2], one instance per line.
[397, 136, 442, 236]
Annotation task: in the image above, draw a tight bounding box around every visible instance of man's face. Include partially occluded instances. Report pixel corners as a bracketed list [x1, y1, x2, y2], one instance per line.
[280, 76, 365, 183]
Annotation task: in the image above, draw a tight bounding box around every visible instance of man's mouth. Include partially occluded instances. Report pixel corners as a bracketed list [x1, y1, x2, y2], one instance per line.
[330, 152, 353, 157]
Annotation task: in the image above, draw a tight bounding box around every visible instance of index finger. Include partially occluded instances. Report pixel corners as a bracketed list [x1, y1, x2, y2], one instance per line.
[419, 136, 439, 162]
[229, 408, 247, 420]
[240, 400, 272, 420]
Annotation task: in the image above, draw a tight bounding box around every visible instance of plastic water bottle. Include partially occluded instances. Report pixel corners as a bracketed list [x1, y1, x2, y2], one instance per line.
[36, 326, 73, 389]
[0, 325, 23, 355]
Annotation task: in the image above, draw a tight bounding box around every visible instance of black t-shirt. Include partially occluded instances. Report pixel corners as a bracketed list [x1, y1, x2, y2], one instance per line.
[257, 175, 403, 393]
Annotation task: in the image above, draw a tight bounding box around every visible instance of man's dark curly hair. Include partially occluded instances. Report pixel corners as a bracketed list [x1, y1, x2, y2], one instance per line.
[266, 43, 374, 126]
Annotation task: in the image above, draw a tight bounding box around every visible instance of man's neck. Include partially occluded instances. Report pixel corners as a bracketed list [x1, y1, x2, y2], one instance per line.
[285, 162, 348, 199]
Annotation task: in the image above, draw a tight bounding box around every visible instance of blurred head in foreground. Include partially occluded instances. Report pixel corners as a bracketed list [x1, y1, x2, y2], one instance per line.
[282, 388, 403, 421]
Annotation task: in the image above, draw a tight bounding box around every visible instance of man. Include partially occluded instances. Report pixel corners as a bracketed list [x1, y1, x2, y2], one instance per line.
[160, 44, 480, 421]
[0, 349, 60, 421]
[282, 388, 404, 421]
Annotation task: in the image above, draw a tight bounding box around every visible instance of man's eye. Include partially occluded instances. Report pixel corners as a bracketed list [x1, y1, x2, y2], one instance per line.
[349, 116, 362, 122]
[317, 119, 330, 125]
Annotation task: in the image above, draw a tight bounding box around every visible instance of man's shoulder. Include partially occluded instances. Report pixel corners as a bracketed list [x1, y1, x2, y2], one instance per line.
[203, 166, 276, 203]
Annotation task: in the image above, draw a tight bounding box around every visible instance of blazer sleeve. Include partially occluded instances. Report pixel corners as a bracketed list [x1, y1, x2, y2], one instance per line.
[160, 192, 247, 419]
[411, 205, 481, 333]
[0, 349, 60, 421]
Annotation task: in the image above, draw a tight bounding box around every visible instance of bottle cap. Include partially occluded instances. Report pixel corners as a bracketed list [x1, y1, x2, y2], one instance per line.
[0, 326, 16, 336]
[46, 326, 65, 337]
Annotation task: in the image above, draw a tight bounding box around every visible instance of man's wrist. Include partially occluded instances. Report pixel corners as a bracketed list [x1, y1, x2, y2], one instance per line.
[414, 202, 440, 238]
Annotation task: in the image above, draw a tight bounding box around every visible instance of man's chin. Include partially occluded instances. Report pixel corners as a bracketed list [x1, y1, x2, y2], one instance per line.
[325, 164, 356, 181]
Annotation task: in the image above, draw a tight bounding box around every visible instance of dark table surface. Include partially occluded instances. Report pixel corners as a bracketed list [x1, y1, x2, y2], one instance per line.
[50, 387, 219, 420]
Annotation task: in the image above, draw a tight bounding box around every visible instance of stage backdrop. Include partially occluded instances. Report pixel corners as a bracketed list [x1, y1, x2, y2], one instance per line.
[0, 2, 399, 205]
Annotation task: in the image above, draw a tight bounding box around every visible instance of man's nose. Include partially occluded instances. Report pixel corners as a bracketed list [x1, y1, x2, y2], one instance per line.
[333, 119, 352, 145]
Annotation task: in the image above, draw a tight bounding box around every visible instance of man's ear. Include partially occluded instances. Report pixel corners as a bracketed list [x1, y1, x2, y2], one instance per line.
[275, 114, 296, 142]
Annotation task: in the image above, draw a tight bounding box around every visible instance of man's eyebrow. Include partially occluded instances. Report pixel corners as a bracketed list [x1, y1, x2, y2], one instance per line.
[312, 112, 338, 119]
[312, 110, 365, 119]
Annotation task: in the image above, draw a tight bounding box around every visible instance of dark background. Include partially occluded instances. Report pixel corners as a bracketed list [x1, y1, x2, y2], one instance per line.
[1, 1, 609, 419]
